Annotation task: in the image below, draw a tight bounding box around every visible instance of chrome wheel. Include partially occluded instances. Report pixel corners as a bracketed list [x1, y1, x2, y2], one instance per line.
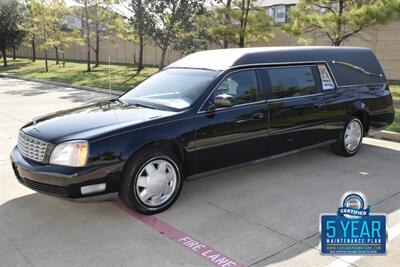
[344, 119, 363, 153]
[135, 158, 178, 207]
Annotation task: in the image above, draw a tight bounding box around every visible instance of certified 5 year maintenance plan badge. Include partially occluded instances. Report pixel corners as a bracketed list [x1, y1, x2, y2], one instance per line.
[320, 192, 387, 255]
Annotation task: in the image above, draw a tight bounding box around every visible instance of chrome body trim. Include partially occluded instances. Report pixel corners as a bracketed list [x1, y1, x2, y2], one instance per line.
[267, 93, 324, 103]
[197, 62, 338, 112]
[332, 60, 383, 78]
[186, 139, 337, 180]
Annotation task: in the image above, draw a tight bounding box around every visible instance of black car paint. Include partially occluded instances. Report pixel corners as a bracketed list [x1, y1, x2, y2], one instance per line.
[10, 50, 395, 199]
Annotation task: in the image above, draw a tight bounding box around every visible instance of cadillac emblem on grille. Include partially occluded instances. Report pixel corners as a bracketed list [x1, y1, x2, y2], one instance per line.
[17, 131, 48, 162]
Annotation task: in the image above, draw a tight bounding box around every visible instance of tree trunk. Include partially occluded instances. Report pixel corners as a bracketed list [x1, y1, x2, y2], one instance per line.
[43, 24, 48, 72]
[31, 38, 36, 62]
[238, 0, 246, 48]
[1, 49, 7, 67]
[223, 39, 229, 49]
[80, 13, 85, 39]
[62, 46, 66, 68]
[84, 0, 91, 72]
[159, 47, 167, 70]
[55, 46, 59, 65]
[332, 40, 342, 46]
[238, 0, 250, 48]
[334, 0, 344, 47]
[12, 47, 16, 61]
[94, 32, 100, 67]
[135, 0, 144, 73]
[44, 48, 48, 72]
[136, 34, 144, 73]
[239, 35, 245, 48]
[223, 0, 232, 48]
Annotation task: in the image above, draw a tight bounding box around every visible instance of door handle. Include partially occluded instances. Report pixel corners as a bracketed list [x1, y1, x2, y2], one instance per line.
[251, 112, 264, 120]
[313, 104, 324, 111]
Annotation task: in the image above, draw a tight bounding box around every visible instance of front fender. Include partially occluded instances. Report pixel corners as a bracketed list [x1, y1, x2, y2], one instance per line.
[121, 131, 186, 160]
[88, 117, 195, 168]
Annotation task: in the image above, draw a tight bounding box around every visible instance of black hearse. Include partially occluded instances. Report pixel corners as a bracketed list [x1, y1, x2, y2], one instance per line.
[11, 47, 394, 214]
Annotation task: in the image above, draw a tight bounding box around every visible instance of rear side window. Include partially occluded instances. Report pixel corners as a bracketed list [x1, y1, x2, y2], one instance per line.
[213, 70, 261, 105]
[268, 66, 319, 99]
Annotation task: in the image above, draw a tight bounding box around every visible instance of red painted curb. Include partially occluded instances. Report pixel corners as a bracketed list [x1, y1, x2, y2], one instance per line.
[113, 199, 243, 267]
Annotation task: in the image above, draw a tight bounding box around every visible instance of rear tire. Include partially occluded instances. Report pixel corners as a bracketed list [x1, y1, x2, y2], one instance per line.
[120, 147, 184, 214]
[331, 117, 364, 157]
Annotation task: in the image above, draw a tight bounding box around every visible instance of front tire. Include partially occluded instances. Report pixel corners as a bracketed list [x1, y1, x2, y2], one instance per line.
[120, 147, 183, 214]
[331, 117, 364, 157]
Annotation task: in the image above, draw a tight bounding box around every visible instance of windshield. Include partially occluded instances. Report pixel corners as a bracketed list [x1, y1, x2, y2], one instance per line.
[120, 68, 219, 110]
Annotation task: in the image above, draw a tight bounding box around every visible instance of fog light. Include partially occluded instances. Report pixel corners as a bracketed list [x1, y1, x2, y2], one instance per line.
[81, 183, 106, 195]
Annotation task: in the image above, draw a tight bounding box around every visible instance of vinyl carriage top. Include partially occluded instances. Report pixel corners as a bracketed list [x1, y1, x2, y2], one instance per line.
[166, 46, 386, 86]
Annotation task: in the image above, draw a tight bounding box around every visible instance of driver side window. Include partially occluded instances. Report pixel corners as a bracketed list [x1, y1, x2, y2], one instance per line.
[212, 70, 261, 106]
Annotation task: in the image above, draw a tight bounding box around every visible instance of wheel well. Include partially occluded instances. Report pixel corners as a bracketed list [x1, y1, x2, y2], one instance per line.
[148, 140, 185, 164]
[124, 140, 186, 174]
[352, 111, 369, 136]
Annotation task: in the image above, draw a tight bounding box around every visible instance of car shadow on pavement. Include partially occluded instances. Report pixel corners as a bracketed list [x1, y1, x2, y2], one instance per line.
[0, 143, 399, 267]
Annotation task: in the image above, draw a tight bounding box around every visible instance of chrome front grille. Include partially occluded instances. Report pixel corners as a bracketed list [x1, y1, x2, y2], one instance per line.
[18, 131, 48, 162]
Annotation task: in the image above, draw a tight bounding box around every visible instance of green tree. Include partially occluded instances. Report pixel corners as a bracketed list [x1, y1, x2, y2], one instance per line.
[73, 0, 92, 71]
[221, 0, 232, 49]
[203, 0, 274, 48]
[30, 0, 69, 72]
[83, 0, 92, 71]
[173, 15, 216, 55]
[127, 0, 148, 73]
[49, 0, 72, 65]
[145, 0, 209, 69]
[74, 0, 122, 70]
[30, 0, 51, 72]
[21, 0, 40, 62]
[88, 2, 124, 67]
[282, 0, 400, 46]
[0, 0, 25, 66]
[24, 0, 80, 67]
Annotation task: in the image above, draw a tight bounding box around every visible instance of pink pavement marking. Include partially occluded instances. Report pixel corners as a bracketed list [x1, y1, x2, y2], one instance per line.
[114, 199, 243, 267]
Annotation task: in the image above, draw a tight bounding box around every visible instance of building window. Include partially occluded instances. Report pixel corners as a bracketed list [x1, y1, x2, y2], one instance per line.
[67, 17, 75, 24]
[267, 5, 287, 24]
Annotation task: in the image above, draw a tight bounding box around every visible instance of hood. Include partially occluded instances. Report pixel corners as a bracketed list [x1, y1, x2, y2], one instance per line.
[22, 100, 177, 143]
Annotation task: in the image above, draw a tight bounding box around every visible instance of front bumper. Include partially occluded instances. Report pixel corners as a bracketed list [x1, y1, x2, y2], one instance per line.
[10, 146, 122, 198]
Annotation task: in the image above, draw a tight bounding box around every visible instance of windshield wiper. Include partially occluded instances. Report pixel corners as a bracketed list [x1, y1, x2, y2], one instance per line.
[134, 102, 156, 109]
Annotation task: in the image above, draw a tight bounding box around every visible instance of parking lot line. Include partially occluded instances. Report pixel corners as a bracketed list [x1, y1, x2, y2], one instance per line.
[113, 199, 243, 267]
[325, 222, 400, 267]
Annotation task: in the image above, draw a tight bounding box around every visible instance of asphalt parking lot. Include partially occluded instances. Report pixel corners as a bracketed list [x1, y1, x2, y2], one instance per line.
[1, 77, 400, 267]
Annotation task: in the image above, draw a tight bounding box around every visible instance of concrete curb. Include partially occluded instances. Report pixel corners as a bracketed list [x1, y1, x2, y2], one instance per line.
[0, 73, 123, 96]
[369, 130, 400, 143]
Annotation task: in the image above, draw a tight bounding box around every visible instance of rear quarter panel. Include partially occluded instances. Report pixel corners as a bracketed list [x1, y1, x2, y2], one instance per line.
[356, 83, 395, 131]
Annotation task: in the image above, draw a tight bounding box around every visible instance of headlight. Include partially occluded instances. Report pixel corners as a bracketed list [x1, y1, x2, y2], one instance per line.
[49, 140, 89, 167]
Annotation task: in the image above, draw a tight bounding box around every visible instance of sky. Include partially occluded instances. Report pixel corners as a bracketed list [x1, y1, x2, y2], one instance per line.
[65, 0, 132, 17]
[64, 0, 218, 18]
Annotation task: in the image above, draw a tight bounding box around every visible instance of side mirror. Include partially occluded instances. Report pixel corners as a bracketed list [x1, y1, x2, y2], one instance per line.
[213, 94, 234, 108]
